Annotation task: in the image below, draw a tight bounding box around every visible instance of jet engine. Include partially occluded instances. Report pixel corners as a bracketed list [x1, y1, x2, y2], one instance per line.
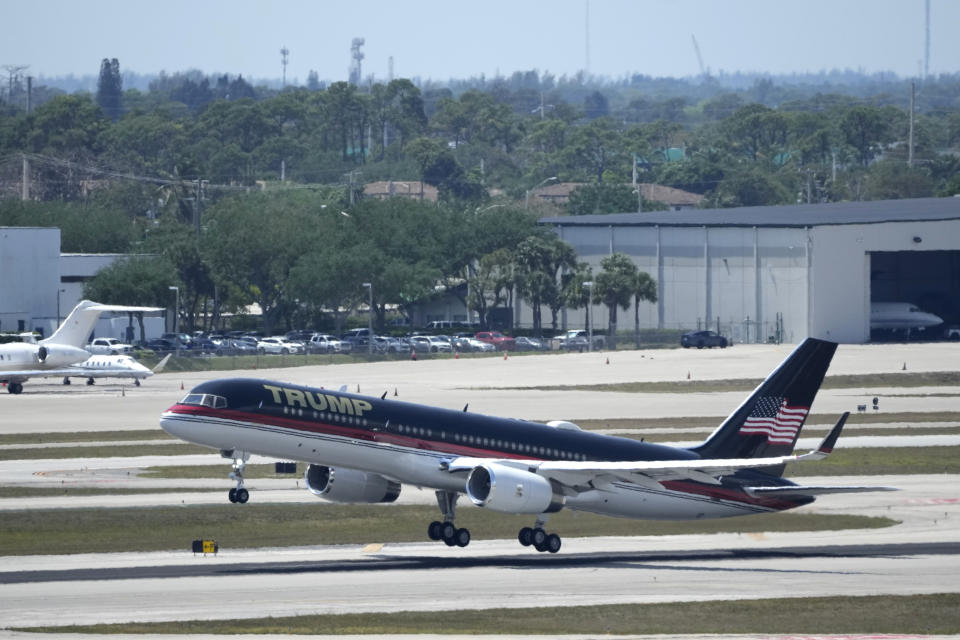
[304, 464, 401, 503]
[37, 344, 90, 367]
[466, 463, 565, 514]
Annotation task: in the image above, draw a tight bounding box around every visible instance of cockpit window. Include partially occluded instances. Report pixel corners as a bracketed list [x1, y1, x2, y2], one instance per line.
[180, 393, 227, 409]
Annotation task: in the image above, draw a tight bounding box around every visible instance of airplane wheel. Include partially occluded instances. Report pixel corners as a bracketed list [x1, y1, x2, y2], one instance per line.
[545, 533, 561, 553]
[63, 378, 71, 385]
[8, 383, 23, 394]
[228, 488, 238, 503]
[427, 521, 443, 541]
[236, 488, 249, 503]
[518, 527, 533, 546]
[86, 378, 95, 385]
[531, 527, 547, 547]
[135, 379, 141, 387]
[455, 527, 471, 547]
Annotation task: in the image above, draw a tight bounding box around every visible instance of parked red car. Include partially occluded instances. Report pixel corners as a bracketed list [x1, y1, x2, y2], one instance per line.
[474, 331, 516, 351]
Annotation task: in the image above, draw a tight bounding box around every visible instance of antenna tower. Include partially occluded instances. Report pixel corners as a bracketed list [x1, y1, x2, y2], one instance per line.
[280, 46, 289, 87]
[349, 38, 365, 84]
[584, 1, 590, 74]
[924, 0, 930, 79]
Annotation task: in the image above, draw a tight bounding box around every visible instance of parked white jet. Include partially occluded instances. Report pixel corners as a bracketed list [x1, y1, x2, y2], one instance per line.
[58, 353, 171, 387]
[870, 302, 943, 335]
[0, 300, 163, 394]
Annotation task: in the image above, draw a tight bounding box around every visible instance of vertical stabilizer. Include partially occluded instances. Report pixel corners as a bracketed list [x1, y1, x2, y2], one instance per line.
[40, 300, 104, 348]
[690, 338, 837, 475]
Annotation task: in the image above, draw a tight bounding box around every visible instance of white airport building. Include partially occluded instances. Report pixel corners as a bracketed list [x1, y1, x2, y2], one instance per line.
[539, 197, 960, 344]
[0, 227, 164, 341]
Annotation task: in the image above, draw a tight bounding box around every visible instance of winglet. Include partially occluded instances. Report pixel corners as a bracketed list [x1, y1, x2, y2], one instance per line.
[152, 353, 172, 373]
[799, 412, 849, 462]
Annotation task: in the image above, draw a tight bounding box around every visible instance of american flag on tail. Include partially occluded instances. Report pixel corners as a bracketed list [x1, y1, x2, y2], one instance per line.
[739, 396, 809, 444]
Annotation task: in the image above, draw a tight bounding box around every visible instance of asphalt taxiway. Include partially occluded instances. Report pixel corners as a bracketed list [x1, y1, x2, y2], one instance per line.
[0, 343, 958, 632]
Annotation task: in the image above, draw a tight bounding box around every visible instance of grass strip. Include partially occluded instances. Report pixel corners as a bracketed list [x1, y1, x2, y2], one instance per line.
[141, 446, 960, 480]
[18, 593, 959, 635]
[509, 370, 960, 394]
[0, 430, 173, 446]
[785, 445, 960, 476]
[567, 411, 960, 430]
[0, 486, 216, 498]
[0, 504, 895, 556]
[0, 443, 212, 461]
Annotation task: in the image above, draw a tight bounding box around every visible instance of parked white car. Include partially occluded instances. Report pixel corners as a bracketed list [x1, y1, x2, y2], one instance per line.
[309, 334, 343, 353]
[86, 337, 134, 355]
[257, 336, 304, 354]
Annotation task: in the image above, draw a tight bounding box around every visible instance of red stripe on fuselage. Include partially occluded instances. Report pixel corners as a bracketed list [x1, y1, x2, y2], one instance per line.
[165, 404, 534, 461]
[661, 480, 805, 511]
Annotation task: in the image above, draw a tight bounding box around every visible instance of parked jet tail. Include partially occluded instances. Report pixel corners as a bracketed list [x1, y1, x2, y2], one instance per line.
[689, 338, 838, 475]
[41, 300, 164, 348]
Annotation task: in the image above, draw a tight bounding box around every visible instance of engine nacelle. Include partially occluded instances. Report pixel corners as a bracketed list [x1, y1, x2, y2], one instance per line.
[466, 463, 565, 514]
[37, 344, 90, 367]
[304, 464, 401, 504]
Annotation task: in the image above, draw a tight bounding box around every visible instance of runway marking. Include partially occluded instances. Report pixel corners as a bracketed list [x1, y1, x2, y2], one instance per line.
[906, 497, 959, 504]
[362, 543, 384, 553]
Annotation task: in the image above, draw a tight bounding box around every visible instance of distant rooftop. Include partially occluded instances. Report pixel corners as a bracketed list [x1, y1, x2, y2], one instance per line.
[540, 197, 960, 228]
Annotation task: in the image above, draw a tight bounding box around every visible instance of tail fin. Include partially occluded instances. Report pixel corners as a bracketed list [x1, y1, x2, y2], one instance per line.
[40, 300, 104, 348]
[690, 338, 837, 475]
[40, 300, 165, 348]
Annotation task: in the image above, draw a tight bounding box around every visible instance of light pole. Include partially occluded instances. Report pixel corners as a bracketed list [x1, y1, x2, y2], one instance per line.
[583, 281, 594, 352]
[525, 176, 557, 209]
[168, 286, 180, 356]
[362, 282, 373, 356]
[56, 287, 66, 327]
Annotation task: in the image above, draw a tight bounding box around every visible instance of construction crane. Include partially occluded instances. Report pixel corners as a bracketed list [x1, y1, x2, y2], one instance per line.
[691, 35, 709, 80]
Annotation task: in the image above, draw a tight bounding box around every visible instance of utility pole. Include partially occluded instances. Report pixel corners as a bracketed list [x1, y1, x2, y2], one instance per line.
[21, 154, 29, 201]
[908, 81, 915, 168]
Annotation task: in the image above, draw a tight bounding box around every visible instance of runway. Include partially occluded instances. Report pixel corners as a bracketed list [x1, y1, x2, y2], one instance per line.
[0, 343, 958, 632]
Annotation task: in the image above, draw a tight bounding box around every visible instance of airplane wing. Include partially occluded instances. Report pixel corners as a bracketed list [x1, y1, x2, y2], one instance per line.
[444, 413, 893, 495]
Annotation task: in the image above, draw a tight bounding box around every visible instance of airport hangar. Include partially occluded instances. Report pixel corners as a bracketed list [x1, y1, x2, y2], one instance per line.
[538, 197, 960, 345]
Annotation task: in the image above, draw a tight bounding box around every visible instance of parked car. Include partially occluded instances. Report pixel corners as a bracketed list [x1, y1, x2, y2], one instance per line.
[514, 336, 548, 351]
[463, 337, 496, 352]
[680, 330, 729, 349]
[86, 337, 134, 355]
[474, 331, 516, 351]
[142, 337, 177, 352]
[161, 332, 193, 349]
[308, 333, 343, 353]
[223, 338, 258, 355]
[285, 329, 315, 342]
[559, 330, 605, 351]
[257, 336, 304, 354]
[375, 336, 411, 354]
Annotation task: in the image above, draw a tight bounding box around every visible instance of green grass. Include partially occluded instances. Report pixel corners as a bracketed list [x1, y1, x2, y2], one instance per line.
[0, 486, 217, 498]
[568, 411, 960, 430]
[18, 594, 959, 635]
[0, 504, 895, 556]
[139, 463, 295, 479]
[785, 445, 960, 476]
[0, 429, 173, 446]
[509, 370, 960, 394]
[0, 443, 212, 461]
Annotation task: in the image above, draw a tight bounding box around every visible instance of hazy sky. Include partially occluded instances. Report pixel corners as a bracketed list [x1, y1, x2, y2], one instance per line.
[6, 0, 959, 83]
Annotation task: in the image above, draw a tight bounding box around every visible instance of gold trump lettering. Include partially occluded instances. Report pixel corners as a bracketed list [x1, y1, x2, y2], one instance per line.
[263, 384, 372, 417]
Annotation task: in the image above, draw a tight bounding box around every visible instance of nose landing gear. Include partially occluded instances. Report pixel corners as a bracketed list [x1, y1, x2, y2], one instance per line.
[223, 450, 250, 503]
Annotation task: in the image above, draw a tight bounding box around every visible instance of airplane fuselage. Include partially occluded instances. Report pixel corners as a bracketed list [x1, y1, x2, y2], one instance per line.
[161, 378, 811, 521]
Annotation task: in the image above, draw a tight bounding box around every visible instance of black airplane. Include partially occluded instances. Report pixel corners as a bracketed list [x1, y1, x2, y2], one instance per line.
[161, 338, 893, 553]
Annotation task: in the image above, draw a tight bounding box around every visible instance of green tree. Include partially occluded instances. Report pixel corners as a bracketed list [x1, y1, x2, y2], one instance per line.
[96, 58, 123, 121]
[593, 253, 638, 350]
[513, 234, 577, 335]
[566, 183, 638, 215]
[632, 271, 658, 347]
[82, 255, 178, 342]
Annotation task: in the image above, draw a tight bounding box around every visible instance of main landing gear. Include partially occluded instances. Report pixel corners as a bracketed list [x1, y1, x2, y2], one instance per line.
[518, 515, 561, 553]
[427, 490, 471, 547]
[222, 450, 250, 504]
[6, 382, 24, 394]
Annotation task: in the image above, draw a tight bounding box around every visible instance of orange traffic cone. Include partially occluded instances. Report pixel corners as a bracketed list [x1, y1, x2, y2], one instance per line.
[605, 357, 610, 365]
[411, 350, 417, 361]
[455, 351, 459, 359]
[687, 371, 691, 380]
[503, 352, 508, 360]
[180, 381, 184, 390]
